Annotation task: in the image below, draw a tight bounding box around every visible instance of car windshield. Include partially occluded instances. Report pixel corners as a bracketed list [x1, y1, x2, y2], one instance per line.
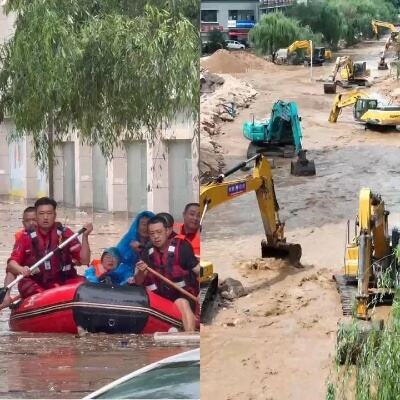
[93, 361, 200, 399]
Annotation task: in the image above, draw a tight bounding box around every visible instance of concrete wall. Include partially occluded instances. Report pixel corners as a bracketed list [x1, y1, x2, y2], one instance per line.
[0, 5, 14, 44]
[0, 120, 198, 215]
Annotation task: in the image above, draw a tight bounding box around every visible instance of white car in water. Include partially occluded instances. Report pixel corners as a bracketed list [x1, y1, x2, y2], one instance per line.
[225, 40, 245, 50]
[83, 348, 200, 399]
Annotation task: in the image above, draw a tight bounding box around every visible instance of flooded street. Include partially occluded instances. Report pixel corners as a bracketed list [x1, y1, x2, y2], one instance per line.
[0, 197, 190, 398]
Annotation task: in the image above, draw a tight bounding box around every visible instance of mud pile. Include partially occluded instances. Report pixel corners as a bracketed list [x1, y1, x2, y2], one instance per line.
[200, 70, 257, 180]
[373, 76, 400, 102]
[201, 49, 278, 74]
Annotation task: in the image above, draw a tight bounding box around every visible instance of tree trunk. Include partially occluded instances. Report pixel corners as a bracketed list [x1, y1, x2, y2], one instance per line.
[47, 119, 54, 199]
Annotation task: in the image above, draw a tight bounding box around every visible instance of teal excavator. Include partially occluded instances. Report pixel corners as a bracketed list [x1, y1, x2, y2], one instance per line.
[243, 100, 316, 176]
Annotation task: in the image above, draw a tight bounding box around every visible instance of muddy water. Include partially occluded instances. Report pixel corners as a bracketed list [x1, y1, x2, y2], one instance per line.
[203, 135, 400, 281]
[0, 197, 190, 399]
[203, 143, 400, 239]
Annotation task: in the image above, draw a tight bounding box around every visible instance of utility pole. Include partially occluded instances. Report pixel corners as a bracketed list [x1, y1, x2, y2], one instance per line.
[47, 117, 54, 199]
[310, 40, 313, 81]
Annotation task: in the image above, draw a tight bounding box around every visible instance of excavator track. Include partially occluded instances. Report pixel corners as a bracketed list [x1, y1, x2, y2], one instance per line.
[334, 274, 357, 316]
[200, 274, 218, 323]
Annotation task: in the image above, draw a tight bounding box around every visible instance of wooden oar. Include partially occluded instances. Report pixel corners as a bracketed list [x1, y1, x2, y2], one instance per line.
[0, 227, 87, 304]
[145, 266, 198, 303]
[0, 294, 21, 310]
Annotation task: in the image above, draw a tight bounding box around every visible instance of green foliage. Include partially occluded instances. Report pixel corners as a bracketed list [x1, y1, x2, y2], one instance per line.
[320, 3, 342, 49]
[288, 0, 398, 48]
[331, 292, 400, 399]
[205, 30, 226, 54]
[249, 12, 321, 56]
[287, 0, 324, 34]
[0, 0, 199, 172]
[332, 0, 398, 46]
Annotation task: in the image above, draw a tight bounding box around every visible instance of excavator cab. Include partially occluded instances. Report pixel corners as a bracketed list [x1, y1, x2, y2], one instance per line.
[353, 61, 368, 77]
[354, 98, 378, 120]
[304, 47, 326, 66]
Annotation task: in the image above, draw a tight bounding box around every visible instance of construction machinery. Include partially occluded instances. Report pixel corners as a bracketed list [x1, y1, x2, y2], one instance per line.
[328, 89, 400, 127]
[371, 20, 399, 69]
[371, 20, 398, 41]
[334, 189, 400, 363]
[274, 40, 328, 66]
[335, 188, 397, 319]
[199, 154, 302, 319]
[242, 100, 316, 176]
[323, 56, 370, 94]
[287, 40, 326, 66]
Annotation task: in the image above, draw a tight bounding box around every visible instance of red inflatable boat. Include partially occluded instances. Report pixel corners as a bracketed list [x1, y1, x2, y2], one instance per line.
[9, 282, 187, 334]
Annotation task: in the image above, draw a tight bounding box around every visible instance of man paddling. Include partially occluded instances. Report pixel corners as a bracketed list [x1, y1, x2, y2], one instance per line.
[134, 216, 200, 332]
[7, 197, 93, 298]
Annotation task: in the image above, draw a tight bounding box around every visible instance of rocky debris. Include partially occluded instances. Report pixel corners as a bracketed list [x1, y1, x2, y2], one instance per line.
[219, 277, 247, 300]
[239, 257, 291, 271]
[200, 69, 257, 179]
[200, 71, 225, 94]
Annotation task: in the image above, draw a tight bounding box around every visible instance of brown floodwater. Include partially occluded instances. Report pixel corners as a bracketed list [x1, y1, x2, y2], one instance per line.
[0, 197, 191, 399]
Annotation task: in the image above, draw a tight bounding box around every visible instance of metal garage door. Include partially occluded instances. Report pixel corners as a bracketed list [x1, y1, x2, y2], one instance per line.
[168, 140, 192, 219]
[92, 145, 108, 211]
[126, 141, 147, 216]
[62, 142, 75, 207]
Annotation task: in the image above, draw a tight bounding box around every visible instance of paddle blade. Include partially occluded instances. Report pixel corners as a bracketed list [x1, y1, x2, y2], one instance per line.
[0, 287, 9, 304]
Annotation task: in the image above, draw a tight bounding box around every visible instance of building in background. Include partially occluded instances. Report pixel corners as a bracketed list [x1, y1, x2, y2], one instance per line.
[200, 0, 295, 45]
[0, 6, 198, 219]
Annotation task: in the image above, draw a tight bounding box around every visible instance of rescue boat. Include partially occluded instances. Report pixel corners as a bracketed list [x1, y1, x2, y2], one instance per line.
[9, 281, 186, 334]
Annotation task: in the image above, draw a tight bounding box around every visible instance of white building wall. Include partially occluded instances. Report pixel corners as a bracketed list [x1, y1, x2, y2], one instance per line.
[0, 118, 11, 194]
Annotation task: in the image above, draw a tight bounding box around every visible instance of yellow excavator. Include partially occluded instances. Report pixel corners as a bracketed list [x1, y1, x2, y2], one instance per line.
[336, 188, 394, 319]
[335, 189, 399, 363]
[371, 20, 399, 70]
[371, 20, 398, 40]
[284, 40, 329, 65]
[328, 89, 400, 127]
[199, 154, 302, 318]
[323, 56, 370, 94]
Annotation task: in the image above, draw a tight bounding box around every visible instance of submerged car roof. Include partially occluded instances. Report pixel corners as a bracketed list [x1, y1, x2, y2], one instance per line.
[83, 348, 200, 400]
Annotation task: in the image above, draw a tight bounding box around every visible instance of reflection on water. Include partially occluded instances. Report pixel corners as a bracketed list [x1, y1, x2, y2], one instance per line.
[0, 197, 190, 398]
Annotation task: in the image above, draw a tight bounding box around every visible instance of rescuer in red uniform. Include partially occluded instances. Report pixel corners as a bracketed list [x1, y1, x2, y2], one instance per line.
[7, 197, 93, 298]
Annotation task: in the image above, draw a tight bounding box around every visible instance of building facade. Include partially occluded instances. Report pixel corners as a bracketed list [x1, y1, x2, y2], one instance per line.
[0, 6, 198, 219]
[200, 0, 295, 44]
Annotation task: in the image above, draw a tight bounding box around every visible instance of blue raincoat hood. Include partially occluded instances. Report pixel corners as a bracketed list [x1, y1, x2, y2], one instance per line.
[116, 210, 155, 268]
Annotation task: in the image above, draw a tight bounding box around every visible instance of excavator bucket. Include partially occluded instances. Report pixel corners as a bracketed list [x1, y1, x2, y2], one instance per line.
[290, 150, 316, 176]
[324, 81, 337, 94]
[378, 61, 388, 70]
[261, 240, 302, 266]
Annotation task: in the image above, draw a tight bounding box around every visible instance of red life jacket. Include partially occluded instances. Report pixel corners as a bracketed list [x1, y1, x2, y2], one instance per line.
[24, 223, 77, 286]
[143, 238, 198, 301]
[174, 223, 200, 258]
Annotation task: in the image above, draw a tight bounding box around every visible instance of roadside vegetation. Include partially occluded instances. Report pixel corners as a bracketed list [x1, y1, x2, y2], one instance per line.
[250, 0, 399, 55]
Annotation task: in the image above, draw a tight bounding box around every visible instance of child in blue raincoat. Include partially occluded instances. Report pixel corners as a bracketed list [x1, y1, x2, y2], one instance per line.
[116, 210, 155, 278]
[85, 247, 131, 286]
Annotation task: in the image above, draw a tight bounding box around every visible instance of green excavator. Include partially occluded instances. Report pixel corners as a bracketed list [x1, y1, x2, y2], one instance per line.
[243, 100, 316, 176]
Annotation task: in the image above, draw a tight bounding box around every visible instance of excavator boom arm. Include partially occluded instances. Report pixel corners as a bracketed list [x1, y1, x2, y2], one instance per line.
[200, 156, 281, 243]
[287, 40, 311, 54]
[328, 90, 369, 123]
[371, 20, 397, 35]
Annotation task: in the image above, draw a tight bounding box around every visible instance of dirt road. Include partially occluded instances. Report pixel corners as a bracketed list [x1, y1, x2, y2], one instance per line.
[200, 39, 400, 400]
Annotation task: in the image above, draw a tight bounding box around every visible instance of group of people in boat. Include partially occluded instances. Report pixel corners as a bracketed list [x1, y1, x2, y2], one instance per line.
[2, 197, 201, 331]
